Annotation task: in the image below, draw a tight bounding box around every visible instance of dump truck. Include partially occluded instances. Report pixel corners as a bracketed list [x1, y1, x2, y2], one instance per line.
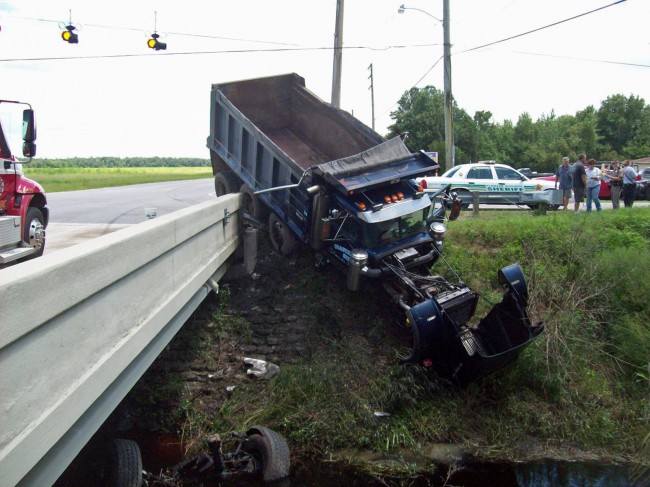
[0, 100, 48, 265]
[206, 73, 543, 384]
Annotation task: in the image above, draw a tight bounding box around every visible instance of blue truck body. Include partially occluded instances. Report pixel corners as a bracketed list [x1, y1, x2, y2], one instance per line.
[207, 73, 543, 385]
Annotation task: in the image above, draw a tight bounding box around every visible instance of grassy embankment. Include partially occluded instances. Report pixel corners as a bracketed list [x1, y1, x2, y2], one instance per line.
[24, 167, 213, 193]
[176, 208, 650, 477]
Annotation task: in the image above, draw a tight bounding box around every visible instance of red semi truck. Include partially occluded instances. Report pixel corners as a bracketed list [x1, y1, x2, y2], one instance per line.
[0, 100, 48, 265]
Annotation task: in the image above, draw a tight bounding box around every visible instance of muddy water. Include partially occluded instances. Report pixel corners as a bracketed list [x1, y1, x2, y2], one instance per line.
[133, 434, 639, 487]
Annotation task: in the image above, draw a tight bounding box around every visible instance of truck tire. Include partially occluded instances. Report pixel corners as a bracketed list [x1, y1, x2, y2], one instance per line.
[23, 207, 46, 259]
[269, 212, 297, 256]
[106, 439, 142, 487]
[242, 427, 291, 482]
[240, 183, 265, 220]
[215, 171, 239, 197]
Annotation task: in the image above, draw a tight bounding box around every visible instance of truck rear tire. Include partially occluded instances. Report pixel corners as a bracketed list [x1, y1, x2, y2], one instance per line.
[215, 171, 239, 197]
[240, 183, 266, 220]
[23, 207, 46, 259]
[269, 212, 297, 256]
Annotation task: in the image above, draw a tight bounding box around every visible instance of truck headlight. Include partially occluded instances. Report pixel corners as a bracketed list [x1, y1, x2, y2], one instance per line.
[429, 222, 447, 241]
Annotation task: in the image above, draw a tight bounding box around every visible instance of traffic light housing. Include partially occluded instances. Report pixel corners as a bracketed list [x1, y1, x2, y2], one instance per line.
[147, 33, 166, 51]
[61, 25, 78, 44]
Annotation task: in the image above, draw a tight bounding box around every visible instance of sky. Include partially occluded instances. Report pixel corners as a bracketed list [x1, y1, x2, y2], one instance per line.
[1, 0, 649, 159]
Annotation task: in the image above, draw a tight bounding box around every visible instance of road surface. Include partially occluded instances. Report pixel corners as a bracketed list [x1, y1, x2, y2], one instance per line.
[45, 178, 216, 255]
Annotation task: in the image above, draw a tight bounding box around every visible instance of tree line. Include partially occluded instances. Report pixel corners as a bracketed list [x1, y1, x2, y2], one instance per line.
[30, 156, 210, 168]
[387, 89, 650, 172]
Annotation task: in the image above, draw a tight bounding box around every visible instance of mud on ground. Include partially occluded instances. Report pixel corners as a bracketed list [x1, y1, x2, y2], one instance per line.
[119, 237, 409, 435]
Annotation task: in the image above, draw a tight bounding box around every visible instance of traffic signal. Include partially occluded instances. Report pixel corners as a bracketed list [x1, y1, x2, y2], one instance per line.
[147, 33, 166, 51]
[61, 25, 78, 44]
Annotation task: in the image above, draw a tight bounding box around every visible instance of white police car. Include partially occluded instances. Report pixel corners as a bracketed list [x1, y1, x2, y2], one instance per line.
[416, 161, 556, 208]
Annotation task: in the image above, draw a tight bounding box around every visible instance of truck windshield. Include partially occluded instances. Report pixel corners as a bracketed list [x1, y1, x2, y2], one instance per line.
[363, 208, 428, 247]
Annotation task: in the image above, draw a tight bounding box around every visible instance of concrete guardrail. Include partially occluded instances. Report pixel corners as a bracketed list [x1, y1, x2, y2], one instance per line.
[0, 194, 242, 486]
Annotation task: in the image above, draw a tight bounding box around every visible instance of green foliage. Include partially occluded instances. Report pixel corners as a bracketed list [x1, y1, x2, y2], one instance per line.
[24, 166, 212, 192]
[29, 156, 210, 168]
[386, 85, 648, 171]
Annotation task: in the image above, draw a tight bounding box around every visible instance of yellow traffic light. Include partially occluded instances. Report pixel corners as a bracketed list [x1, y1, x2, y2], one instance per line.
[147, 33, 166, 51]
[61, 26, 78, 44]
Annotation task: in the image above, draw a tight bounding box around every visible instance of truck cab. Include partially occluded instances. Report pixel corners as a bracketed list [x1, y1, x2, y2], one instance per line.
[0, 101, 48, 265]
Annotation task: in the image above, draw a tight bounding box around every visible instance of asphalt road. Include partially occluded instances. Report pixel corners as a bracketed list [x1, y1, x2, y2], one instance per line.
[47, 178, 216, 224]
[45, 178, 216, 255]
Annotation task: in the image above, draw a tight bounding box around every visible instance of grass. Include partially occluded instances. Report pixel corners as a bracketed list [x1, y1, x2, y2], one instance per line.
[24, 167, 213, 192]
[125, 207, 650, 481]
[222, 209, 649, 459]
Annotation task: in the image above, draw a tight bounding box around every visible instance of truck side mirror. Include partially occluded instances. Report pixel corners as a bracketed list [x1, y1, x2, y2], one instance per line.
[22, 109, 36, 143]
[22, 109, 37, 158]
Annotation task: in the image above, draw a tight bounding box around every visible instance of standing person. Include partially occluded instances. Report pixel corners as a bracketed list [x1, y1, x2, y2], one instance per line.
[555, 156, 573, 210]
[585, 158, 602, 212]
[605, 160, 623, 209]
[622, 159, 638, 207]
[572, 153, 587, 213]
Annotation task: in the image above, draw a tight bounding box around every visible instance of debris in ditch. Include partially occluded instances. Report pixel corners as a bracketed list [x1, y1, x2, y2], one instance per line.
[244, 357, 280, 379]
[373, 411, 391, 418]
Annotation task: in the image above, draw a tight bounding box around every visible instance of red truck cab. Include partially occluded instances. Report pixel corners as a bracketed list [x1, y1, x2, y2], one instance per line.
[0, 101, 48, 265]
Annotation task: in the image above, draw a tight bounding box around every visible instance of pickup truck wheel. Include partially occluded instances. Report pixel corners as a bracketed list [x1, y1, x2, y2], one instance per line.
[241, 427, 290, 482]
[215, 171, 239, 196]
[269, 212, 297, 256]
[23, 207, 46, 258]
[106, 439, 142, 487]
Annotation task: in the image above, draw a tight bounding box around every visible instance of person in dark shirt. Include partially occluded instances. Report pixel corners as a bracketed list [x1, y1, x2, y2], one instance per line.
[555, 156, 573, 210]
[572, 153, 587, 213]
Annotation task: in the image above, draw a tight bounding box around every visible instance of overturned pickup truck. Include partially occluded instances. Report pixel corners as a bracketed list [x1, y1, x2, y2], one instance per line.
[207, 73, 544, 385]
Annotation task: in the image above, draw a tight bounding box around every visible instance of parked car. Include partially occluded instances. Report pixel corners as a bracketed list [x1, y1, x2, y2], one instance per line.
[417, 162, 556, 208]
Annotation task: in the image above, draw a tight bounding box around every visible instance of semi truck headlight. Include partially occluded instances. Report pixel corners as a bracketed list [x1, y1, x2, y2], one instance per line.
[429, 222, 446, 241]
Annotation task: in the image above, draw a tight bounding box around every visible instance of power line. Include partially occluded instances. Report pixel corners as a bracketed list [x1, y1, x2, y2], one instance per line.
[457, 0, 628, 54]
[0, 44, 440, 63]
[5, 14, 301, 47]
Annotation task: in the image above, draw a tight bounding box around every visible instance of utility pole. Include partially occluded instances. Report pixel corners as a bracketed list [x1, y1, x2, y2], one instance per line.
[443, 0, 454, 169]
[368, 64, 375, 130]
[331, 0, 344, 107]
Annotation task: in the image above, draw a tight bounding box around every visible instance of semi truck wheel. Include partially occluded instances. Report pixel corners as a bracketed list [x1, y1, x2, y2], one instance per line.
[269, 212, 297, 256]
[106, 439, 142, 487]
[242, 426, 291, 482]
[215, 171, 239, 196]
[23, 207, 46, 258]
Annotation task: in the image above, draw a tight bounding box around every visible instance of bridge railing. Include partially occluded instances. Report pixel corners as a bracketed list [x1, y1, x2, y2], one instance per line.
[0, 194, 243, 486]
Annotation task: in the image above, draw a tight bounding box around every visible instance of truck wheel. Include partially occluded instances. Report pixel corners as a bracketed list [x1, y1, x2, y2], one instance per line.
[269, 212, 297, 256]
[215, 171, 239, 196]
[106, 439, 142, 487]
[242, 427, 291, 482]
[240, 183, 265, 220]
[23, 207, 46, 258]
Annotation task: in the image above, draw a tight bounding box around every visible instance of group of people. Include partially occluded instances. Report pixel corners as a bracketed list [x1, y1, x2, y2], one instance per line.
[555, 154, 638, 212]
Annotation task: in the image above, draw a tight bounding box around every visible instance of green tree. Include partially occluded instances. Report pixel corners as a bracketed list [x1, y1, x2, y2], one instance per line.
[597, 94, 646, 155]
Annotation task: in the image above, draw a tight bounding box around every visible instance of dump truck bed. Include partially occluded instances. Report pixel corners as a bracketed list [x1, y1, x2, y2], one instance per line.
[207, 73, 385, 189]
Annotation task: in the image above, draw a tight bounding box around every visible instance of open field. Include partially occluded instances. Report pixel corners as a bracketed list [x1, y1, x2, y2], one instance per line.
[24, 167, 213, 192]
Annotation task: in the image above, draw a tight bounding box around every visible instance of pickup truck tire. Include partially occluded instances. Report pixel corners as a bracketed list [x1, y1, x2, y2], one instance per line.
[23, 207, 46, 259]
[269, 212, 297, 256]
[215, 171, 239, 197]
[242, 427, 290, 482]
[106, 439, 142, 487]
